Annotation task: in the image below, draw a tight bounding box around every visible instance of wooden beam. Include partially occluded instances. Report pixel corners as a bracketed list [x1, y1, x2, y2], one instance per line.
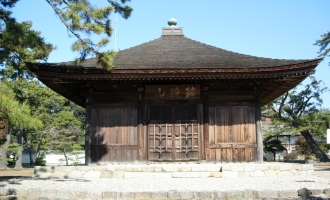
[255, 95, 263, 162]
[210, 143, 257, 149]
[85, 88, 92, 164]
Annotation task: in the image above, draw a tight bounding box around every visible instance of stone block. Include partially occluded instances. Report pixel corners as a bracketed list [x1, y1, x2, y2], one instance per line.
[291, 164, 302, 171]
[250, 170, 265, 177]
[211, 190, 226, 199]
[243, 190, 258, 199]
[151, 191, 168, 199]
[58, 166, 77, 173]
[257, 190, 278, 199]
[264, 170, 276, 177]
[238, 171, 251, 177]
[222, 171, 238, 178]
[134, 191, 153, 199]
[277, 190, 298, 198]
[301, 164, 314, 171]
[82, 170, 101, 180]
[279, 164, 293, 171]
[168, 190, 180, 199]
[153, 166, 163, 172]
[127, 165, 143, 172]
[162, 165, 179, 172]
[244, 165, 256, 171]
[119, 191, 135, 199]
[276, 171, 294, 177]
[194, 191, 211, 199]
[67, 170, 83, 179]
[69, 190, 87, 199]
[142, 166, 156, 172]
[112, 171, 124, 178]
[76, 166, 91, 171]
[289, 169, 298, 175]
[124, 172, 172, 178]
[268, 164, 280, 170]
[102, 191, 119, 199]
[310, 189, 323, 196]
[323, 188, 330, 196]
[231, 165, 245, 172]
[100, 170, 112, 178]
[211, 172, 222, 178]
[192, 164, 221, 172]
[173, 172, 211, 178]
[225, 190, 244, 199]
[181, 166, 192, 172]
[255, 164, 269, 171]
[221, 165, 231, 171]
[179, 190, 194, 199]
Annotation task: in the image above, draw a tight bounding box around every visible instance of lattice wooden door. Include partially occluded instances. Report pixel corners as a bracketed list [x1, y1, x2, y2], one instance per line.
[148, 103, 200, 161]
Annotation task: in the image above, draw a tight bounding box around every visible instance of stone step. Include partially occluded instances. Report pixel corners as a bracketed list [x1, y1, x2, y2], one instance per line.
[34, 163, 314, 179]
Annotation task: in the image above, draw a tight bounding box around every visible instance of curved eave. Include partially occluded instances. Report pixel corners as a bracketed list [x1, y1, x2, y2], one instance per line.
[26, 58, 321, 107]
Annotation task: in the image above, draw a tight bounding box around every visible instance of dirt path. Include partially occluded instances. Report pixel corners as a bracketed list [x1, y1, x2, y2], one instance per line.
[0, 168, 34, 180]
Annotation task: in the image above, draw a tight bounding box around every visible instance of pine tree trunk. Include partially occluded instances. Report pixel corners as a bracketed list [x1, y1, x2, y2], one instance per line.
[0, 126, 12, 169]
[64, 151, 68, 166]
[301, 130, 330, 162]
[14, 146, 23, 170]
[29, 148, 34, 166]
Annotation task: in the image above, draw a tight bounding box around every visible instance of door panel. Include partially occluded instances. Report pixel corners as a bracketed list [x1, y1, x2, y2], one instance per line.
[148, 103, 200, 161]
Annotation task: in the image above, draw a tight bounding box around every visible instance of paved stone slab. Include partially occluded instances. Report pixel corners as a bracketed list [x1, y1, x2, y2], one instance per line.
[172, 172, 211, 178]
[124, 172, 172, 178]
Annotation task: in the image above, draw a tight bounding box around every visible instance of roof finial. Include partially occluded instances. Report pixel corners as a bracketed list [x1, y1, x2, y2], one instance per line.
[168, 18, 177, 27]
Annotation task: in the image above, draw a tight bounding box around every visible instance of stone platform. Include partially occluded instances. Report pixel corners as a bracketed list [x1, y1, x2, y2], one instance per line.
[2, 163, 330, 199]
[34, 162, 314, 179]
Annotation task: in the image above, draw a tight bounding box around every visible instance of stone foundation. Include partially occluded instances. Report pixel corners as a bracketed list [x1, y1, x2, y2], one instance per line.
[34, 162, 314, 179]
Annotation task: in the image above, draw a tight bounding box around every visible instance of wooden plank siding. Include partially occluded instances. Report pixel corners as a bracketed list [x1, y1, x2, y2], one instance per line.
[90, 107, 138, 162]
[208, 106, 256, 162]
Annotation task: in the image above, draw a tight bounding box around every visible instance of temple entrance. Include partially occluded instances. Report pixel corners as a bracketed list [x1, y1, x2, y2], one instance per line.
[147, 103, 201, 161]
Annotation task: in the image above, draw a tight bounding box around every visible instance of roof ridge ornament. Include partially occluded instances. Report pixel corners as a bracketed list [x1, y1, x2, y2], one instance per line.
[168, 18, 177, 27]
[162, 18, 183, 36]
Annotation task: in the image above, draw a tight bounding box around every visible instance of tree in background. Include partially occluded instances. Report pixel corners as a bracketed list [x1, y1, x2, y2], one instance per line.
[45, 0, 132, 70]
[1, 1, 85, 167]
[263, 76, 330, 162]
[49, 111, 84, 166]
[315, 31, 330, 64]
[0, 81, 42, 169]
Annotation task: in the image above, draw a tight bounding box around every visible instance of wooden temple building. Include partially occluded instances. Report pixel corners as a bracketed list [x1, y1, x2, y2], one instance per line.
[27, 19, 321, 164]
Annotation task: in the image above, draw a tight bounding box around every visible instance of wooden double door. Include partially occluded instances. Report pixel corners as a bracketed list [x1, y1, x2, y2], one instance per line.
[147, 103, 201, 161]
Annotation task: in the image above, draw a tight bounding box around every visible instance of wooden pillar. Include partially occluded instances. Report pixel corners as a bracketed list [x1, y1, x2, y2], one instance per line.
[202, 86, 209, 161]
[255, 95, 263, 162]
[137, 87, 145, 161]
[85, 88, 92, 164]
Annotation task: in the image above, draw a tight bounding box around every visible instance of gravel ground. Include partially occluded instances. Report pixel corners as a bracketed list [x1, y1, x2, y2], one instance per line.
[2, 175, 330, 195]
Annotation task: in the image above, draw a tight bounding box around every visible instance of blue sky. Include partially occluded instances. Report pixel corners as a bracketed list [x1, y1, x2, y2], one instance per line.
[12, 0, 330, 108]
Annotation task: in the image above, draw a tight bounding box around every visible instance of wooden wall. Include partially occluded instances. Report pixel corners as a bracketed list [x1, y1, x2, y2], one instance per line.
[90, 106, 138, 163]
[208, 106, 257, 162]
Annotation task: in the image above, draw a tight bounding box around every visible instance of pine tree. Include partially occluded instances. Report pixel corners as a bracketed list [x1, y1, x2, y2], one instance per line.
[263, 76, 330, 162]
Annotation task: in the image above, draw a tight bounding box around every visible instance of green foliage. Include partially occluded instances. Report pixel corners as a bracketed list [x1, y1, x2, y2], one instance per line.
[263, 76, 328, 136]
[49, 110, 84, 165]
[315, 31, 330, 64]
[263, 76, 330, 161]
[0, 81, 42, 129]
[295, 136, 313, 159]
[34, 152, 46, 166]
[45, 0, 132, 70]
[263, 136, 287, 154]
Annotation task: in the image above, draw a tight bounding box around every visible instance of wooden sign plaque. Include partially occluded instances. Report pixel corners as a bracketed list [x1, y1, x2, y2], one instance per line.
[145, 85, 200, 101]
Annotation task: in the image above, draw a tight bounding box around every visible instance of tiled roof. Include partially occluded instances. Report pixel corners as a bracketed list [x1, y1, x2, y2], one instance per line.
[54, 35, 314, 70]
